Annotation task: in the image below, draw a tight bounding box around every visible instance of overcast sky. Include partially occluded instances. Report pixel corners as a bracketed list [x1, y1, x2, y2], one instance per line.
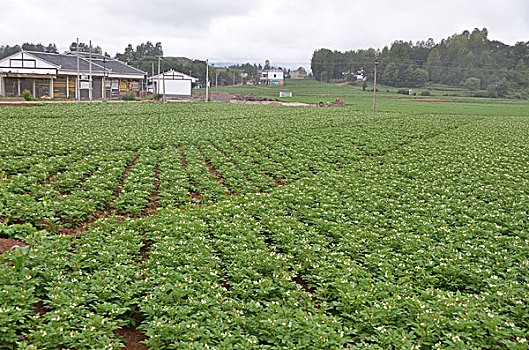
[2, 0, 529, 69]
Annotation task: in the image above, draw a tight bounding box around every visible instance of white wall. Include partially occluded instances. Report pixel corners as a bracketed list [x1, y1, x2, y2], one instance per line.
[0, 52, 57, 75]
[270, 71, 284, 79]
[162, 80, 191, 96]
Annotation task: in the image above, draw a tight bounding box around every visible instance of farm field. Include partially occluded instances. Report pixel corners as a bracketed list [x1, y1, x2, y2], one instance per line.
[210, 79, 529, 116]
[1, 101, 529, 349]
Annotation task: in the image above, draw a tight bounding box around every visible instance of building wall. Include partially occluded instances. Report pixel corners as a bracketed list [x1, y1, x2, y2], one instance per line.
[52, 76, 140, 99]
[1, 77, 52, 97]
[155, 79, 191, 96]
[118, 79, 141, 97]
[261, 71, 285, 85]
[0, 52, 57, 75]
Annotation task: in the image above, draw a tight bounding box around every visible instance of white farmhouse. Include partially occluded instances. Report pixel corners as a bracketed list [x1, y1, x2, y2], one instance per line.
[148, 70, 198, 97]
[260, 69, 285, 85]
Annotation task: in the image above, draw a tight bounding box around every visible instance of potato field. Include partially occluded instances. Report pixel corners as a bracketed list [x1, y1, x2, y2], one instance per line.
[1, 102, 528, 349]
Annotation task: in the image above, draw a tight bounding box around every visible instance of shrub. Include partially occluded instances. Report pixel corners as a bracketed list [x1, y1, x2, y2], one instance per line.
[153, 93, 163, 101]
[420, 90, 431, 96]
[397, 89, 409, 95]
[21, 89, 33, 101]
[121, 92, 137, 101]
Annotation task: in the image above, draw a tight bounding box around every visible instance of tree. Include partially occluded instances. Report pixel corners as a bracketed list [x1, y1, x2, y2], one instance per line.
[462, 77, 481, 91]
[487, 78, 509, 98]
[115, 42, 164, 67]
[45, 44, 58, 53]
[320, 70, 330, 82]
[412, 68, 429, 87]
[264, 60, 270, 70]
[425, 48, 441, 82]
[22, 43, 45, 52]
[115, 44, 135, 64]
[134, 42, 163, 59]
[381, 63, 398, 86]
[0, 45, 21, 59]
[69, 42, 102, 54]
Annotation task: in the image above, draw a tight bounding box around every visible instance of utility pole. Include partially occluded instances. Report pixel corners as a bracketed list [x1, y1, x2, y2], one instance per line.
[233, 71, 236, 86]
[205, 59, 209, 102]
[162, 63, 166, 104]
[215, 70, 220, 88]
[89, 40, 92, 103]
[76, 38, 80, 103]
[103, 57, 107, 101]
[157, 56, 161, 96]
[372, 59, 378, 116]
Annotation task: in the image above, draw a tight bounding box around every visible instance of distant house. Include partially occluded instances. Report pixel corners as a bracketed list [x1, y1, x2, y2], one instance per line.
[290, 70, 307, 79]
[260, 69, 284, 85]
[147, 70, 198, 97]
[0, 51, 146, 99]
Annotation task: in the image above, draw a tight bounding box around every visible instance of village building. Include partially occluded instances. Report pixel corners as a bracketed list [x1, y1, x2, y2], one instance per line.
[289, 70, 307, 79]
[260, 69, 284, 85]
[0, 51, 146, 99]
[148, 69, 198, 97]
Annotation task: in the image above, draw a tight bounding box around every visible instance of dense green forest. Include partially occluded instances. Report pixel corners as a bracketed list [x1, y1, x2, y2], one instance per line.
[311, 28, 529, 98]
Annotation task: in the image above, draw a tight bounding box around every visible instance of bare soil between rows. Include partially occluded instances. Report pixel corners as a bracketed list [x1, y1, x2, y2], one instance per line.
[0, 238, 27, 254]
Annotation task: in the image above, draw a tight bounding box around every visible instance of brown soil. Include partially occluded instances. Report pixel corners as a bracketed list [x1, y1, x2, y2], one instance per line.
[232, 94, 278, 102]
[179, 148, 188, 169]
[198, 149, 225, 184]
[143, 164, 161, 217]
[190, 191, 202, 201]
[115, 327, 148, 350]
[272, 178, 286, 186]
[294, 276, 316, 295]
[0, 103, 39, 107]
[34, 301, 49, 316]
[139, 240, 152, 261]
[115, 155, 140, 199]
[212, 144, 228, 158]
[0, 238, 27, 254]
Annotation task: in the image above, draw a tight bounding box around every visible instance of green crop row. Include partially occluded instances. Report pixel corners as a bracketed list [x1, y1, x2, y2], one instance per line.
[0, 102, 528, 348]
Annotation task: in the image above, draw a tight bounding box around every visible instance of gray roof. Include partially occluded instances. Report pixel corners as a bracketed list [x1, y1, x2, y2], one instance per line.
[27, 51, 145, 75]
[92, 58, 145, 75]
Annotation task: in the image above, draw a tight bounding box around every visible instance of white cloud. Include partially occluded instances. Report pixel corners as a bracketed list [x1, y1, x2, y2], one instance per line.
[2, 0, 529, 69]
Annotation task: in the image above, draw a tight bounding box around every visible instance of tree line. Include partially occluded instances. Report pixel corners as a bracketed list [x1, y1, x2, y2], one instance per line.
[0, 43, 58, 59]
[311, 28, 529, 98]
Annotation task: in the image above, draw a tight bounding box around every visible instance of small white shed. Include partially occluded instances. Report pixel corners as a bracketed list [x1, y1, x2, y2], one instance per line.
[148, 70, 198, 97]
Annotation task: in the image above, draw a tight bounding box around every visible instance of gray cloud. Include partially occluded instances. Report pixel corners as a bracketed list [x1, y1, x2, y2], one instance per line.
[101, 0, 254, 31]
[2, 0, 528, 69]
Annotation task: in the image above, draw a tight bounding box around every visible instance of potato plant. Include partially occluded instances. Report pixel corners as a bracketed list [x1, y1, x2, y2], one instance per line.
[0, 103, 528, 349]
